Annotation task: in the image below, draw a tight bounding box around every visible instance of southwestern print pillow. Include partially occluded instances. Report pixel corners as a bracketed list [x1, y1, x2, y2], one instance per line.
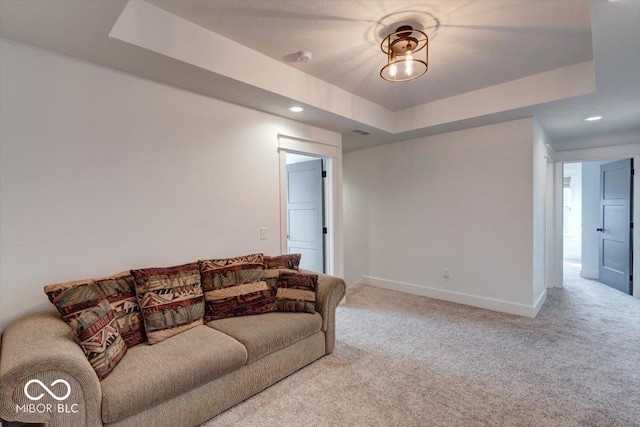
[72, 299, 127, 381]
[275, 272, 317, 314]
[131, 262, 204, 344]
[262, 253, 302, 291]
[44, 271, 146, 348]
[199, 253, 274, 321]
[92, 273, 146, 347]
[264, 254, 301, 271]
[201, 280, 275, 321]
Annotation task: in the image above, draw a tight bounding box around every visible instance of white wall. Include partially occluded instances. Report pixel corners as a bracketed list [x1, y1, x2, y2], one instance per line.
[342, 156, 370, 287]
[532, 120, 548, 305]
[344, 118, 544, 317]
[581, 160, 609, 279]
[0, 39, 341, 332]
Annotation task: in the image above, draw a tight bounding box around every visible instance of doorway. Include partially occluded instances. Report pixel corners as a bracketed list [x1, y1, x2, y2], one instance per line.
[277, 133, 343, 279]
[285, 152, 328, 273]
[562, 158, 634, 295]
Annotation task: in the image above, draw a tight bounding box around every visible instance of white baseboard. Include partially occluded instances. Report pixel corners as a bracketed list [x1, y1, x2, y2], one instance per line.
[340, 278, 363, 305]
[580, 269, 599, 280]
[532, 289, 547, 317]
[349, 278, 364, 288]
[362, 276, 546, 318]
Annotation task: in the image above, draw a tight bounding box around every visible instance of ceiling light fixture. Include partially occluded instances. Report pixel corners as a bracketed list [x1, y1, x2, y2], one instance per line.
[380, 25, 428, 82]
[289, 106, 304, 113]
[584, 116, 603, 121]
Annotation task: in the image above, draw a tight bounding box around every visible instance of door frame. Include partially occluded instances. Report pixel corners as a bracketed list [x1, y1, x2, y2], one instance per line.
[277, 134, 343, 277]
[549, 143, 640, 298]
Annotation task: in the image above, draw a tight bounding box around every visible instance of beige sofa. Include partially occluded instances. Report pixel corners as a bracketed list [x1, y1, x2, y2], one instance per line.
[0, 271, 345, 427]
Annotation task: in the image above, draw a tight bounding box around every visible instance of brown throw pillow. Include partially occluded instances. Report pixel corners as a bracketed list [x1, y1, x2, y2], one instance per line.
[44, 277, 99, 318]
[200, 253, 266, 289]
[202, 280, 275, 321]
[72, 299, 127, 381]
[44, 272, 146, 348]
[264, 254, 301, 271]
[275, 272, 317, 314]
[131, 262, 205, 344]
[92, 274, 146, 347]
[199, 253, 274, 321]
[263, 253, 302, 291]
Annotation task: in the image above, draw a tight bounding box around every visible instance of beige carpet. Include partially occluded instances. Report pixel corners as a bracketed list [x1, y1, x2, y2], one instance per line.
[203, 264, 640, 426]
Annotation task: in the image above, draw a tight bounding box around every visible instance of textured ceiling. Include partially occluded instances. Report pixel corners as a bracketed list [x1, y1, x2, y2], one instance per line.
[148, 0, 593, 111]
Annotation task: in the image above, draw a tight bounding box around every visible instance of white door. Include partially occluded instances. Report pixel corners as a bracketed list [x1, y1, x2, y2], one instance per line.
[286, 159, 324, 273]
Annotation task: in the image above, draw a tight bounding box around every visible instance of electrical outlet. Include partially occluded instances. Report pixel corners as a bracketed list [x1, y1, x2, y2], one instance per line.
[443, 269, 450, 281]
[260, 227, 267, 240]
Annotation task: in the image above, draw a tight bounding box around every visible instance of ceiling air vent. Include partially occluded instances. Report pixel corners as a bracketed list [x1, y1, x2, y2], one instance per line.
[351, 129, 371, 136]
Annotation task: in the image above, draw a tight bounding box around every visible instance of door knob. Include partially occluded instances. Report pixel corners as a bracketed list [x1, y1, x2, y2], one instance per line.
[597, 228, 603, 232]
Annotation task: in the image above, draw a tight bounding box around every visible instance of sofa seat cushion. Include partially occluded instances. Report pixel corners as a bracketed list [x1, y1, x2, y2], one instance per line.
[100, 325, 247, 424]
[207, 311, 322, 364]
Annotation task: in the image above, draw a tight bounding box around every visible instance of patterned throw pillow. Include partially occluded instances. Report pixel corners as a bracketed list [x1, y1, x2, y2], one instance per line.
[275, 272, 318, 314]
[264, 254, 301, 271]
[92, 274, 146, 347]
[131, 262, 205, 344]
[44, 272, 146, 348]
[263, 253, 302, 291]
[199, 253, 274, 321]
[72, 299, 127, 381]
[44, 277, 96, 318]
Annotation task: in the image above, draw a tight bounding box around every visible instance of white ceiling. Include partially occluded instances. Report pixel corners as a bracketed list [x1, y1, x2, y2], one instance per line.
[148, 0, 593, 111]
[0, 0, 638, 151]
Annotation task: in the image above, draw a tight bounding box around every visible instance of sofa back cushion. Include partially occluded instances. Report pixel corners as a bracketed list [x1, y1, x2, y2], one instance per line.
[44, 272, 146, 348]
[199, 253, 274, 321]
[275, 272, 318, 314]
[131, 262, 205, 344]
[73, 299, 127, 381]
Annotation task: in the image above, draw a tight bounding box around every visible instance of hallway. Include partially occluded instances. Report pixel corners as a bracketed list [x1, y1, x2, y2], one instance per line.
[563, 260, 633, 298]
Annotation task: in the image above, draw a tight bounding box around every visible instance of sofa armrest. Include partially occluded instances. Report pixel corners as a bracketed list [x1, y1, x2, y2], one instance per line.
[301, 270, 346, 354]
[0, 309, 102, 427]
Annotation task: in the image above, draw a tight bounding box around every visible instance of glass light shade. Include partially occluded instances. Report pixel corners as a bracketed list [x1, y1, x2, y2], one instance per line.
[389, 63, 398, 77]
[380, 26, 428, 82]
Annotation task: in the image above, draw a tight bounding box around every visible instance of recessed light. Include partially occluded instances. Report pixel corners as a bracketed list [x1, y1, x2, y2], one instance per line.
[289, 106, 304, 113]
[584, 116, 602, 121]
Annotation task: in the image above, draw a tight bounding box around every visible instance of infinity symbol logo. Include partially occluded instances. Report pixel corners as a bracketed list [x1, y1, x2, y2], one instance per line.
[24, 379, 71, 401]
